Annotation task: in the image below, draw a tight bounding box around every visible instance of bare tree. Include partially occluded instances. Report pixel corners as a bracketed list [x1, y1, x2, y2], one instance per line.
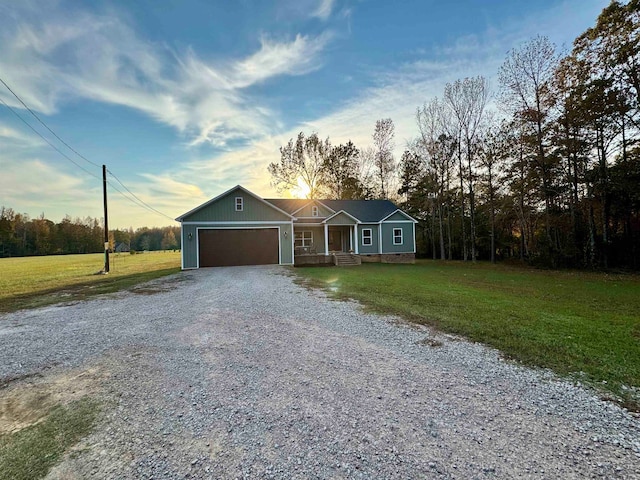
[268, 132, 331, 198]
[444, 76, 490, 262]
[372, 118, 396, 199]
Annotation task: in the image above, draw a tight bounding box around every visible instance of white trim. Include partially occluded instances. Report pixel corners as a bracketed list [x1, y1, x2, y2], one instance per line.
[290, 199, 336, 216]
[294, 222, 326, 226]
[290, 220, 295, 265]
[311, 205, 319, 217]
[182, 221, 289, 225]
[393, 228, 403, 245]
[323, 209, 361, 224]
[379, 225, 383, 254]
[378, 208, 419, 224]
[362, 228, 373, 246]
[196, 226, 282, 268]
[354, 224, 359, 254]
[235, 196, 244, 211]
[176, 185, 295, 221]
[180, 227, 185, 270]
[294, 230, 313, 247]
[324, 224, 329, 254]
[412, 222, 416, 254]
[349, 228, 353, 251]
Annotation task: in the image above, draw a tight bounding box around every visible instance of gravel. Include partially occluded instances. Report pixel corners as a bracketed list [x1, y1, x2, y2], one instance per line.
[1, 265, 639, 479]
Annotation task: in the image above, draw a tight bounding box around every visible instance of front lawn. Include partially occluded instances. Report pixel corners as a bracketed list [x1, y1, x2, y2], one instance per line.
[295, 260, 640, 408]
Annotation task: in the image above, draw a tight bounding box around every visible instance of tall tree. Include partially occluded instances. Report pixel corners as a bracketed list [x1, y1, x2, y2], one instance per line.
[372, 118, 396, 199]
[323, 141, 367, 199]
[499, 35, 560, 253]
[444, 76, 490, 261]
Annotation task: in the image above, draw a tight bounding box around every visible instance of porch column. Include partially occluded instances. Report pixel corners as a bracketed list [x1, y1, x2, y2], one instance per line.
[324, 224, 329, 253]
[354, 224, 359, 254]
[349, 228, 353, 252]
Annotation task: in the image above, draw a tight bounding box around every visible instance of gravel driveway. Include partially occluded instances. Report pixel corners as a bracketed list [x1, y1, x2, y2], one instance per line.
[1, 266, 639, 479]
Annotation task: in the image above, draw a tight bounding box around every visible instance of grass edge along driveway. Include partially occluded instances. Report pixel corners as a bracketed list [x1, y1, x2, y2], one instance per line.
[294, 260, 640, 410]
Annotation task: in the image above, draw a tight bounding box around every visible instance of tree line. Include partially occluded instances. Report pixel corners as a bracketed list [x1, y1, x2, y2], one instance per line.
[268, 1, 640, 269]
[0, 207, 180, 257]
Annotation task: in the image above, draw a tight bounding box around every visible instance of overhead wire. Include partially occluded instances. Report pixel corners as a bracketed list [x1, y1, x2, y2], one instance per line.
[0, 96, 101, 180]
[0, 76, 101, 168]
[0, 79, 175, 222]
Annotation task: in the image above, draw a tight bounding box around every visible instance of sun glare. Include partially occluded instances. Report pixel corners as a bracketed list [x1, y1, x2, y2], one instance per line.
[290, 177, 311, 199]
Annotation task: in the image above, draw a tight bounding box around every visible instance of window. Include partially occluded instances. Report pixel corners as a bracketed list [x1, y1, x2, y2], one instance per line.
[311, 205, 319, 217]
[393, 228, 403, 245]
[362, 228, 372, 246]
[294, 231, 313, 247]
[235, 197, 243, 211]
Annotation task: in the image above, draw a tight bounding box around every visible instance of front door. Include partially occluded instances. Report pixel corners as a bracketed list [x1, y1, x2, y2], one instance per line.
[328, 230, 342, 252]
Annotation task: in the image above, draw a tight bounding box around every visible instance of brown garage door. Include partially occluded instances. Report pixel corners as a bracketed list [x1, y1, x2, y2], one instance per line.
[198, 228, 279, 267]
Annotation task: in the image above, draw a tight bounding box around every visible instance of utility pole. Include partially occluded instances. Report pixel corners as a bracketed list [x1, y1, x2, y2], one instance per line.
[103, 165, 110, 273]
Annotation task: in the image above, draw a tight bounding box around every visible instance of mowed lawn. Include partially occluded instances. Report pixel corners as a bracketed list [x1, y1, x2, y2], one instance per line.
[0, 251, 181, 313]
[296, 260, 640, 407]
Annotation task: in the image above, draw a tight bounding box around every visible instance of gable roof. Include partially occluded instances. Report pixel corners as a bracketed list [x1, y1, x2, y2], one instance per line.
[263, 198, 310, 214]
[320, 199, 399, 222]
[176, 185, 296, 221]
[265, 197, 403, 222]
[323, 209, 361, 224]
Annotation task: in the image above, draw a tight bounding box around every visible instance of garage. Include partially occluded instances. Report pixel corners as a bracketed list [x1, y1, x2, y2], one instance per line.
[198, 228, 279, 267]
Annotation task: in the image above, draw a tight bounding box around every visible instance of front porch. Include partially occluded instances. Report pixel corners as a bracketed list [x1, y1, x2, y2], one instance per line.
[294, 225, 361, 266]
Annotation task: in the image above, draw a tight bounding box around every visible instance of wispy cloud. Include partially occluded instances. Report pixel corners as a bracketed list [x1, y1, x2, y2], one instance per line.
[312, 0, 336, 21]
[233, 33, 333, 88]
[170, 0, 611, 201]
[0, 2, 333, 148]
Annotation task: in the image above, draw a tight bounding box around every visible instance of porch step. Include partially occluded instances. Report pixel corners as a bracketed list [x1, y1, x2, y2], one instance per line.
[333, 253, 362, 266]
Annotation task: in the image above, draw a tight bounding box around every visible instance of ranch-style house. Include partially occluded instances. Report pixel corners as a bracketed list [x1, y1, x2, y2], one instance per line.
[176, 185, 417, 268]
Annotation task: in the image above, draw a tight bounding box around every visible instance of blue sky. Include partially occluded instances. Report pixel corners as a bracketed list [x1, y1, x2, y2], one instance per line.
[0, 0, 609, 228]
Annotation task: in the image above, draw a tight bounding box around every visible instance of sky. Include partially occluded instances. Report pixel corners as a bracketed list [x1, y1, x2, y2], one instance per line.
[0, 0, 611, 229]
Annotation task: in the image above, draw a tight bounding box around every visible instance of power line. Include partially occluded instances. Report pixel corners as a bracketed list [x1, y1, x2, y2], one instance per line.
[0, 96, 101, 180]
[0, 79, 176, 222]
[0, 76, 101, 168]
[107, 170, 175, 221]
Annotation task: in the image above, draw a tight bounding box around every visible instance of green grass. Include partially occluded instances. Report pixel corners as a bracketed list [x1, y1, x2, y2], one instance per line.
[295, 260, 640, 407]
[0, 397, 100, 480]
[0, 251, 181, 313]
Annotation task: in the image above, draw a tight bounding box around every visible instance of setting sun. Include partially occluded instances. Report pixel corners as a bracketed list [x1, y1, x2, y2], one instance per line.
[290, 177, 311, 199]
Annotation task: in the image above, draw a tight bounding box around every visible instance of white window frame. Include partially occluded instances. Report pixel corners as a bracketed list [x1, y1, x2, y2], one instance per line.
[311, 205, 319, 217]
[362, 228, 372, 246]
[393, 228, 403, 245]
[235, 197, 243, 212]
[294, 230, 313, 247]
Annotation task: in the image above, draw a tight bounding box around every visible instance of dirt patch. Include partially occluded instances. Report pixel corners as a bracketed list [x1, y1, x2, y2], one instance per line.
[0, 366, 108, 435]
[416, 337, 444, 347]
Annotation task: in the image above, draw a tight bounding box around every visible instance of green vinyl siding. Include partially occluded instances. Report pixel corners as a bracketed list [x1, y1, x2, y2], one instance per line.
[380, 222, 415, 253]
[383, 211, 414, 222]
[358, 224, 379, 254]
[182, 187, 291, 222]
[295, 202, 334, 218]
[325, 212, 358, 225]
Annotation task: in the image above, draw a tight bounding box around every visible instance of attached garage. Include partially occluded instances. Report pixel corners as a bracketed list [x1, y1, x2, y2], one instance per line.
[177, 185, 295, 269]
[198, 228, 279, 267]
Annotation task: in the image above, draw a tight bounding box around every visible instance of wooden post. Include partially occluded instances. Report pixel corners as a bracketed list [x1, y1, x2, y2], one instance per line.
[103, 165, 110, 273]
